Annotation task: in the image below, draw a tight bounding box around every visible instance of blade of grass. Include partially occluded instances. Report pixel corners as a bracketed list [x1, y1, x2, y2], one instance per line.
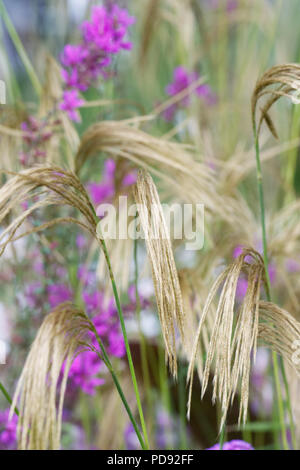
[230, 421, 282, 433]
[134, 233, 153, 443]
[178, 364, 188, 450]
[0, 382, 19, 416]
[219, 423, 226, 450]
[0, 0, 42, 98]
[0, 18, 21, 102]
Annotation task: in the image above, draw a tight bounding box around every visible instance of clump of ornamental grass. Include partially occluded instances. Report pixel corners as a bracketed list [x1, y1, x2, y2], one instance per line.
[187, 248, 264, 426]
[9, 303, 93, 450]
[133, 170, 186, 377]
[187, 248, 300, 429]
[0, 164, 150, 449]
[74, 116, 253, 306]
[251, 63, 300, 445]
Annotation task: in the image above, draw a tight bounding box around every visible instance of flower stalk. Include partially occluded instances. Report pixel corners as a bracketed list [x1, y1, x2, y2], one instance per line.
[96, 217, 149, 449]
[252, 118, 290, 450]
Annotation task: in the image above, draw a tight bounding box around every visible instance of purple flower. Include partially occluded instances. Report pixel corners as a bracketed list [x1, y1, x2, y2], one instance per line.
[59, 90, 85, 122]
[66, 350, 105, 395]
[0, 409, 18, 450]
[107, 330, 125, 357]
[61, 44, 88, 68]
[165, 66, 197, 104]
[88, 158, 136, 209]
[123, 171, 137, 186]
[207, 439, 254, 450]
[59, 5, 135, 121]
[163, 66, 216, 121]
[47, 283, 73, 308]
[61, 68, 88, 92]
[82, 5, 135, 53]
[88, 182, 115, 207]
[88, 159, 116, 207]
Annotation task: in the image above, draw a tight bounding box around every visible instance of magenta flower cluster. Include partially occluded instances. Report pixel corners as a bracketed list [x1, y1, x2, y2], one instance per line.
[163, 66, 217, 121]
[20, 116, 59, 166]
[0, 409, 17, 450]
[59, 5, 135, 122]
[47, 283, 73, 308]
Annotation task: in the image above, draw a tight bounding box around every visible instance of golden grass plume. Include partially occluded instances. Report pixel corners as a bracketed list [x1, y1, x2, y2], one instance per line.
[133, 170, 185, 377]
[187, 248, 265, 427]
[9, 303, 94, 450]
[252, 64, 300, 137]
[258, 301, 300, 375]
[187, 247, 300, 429]
[0, 166, 97, 257]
